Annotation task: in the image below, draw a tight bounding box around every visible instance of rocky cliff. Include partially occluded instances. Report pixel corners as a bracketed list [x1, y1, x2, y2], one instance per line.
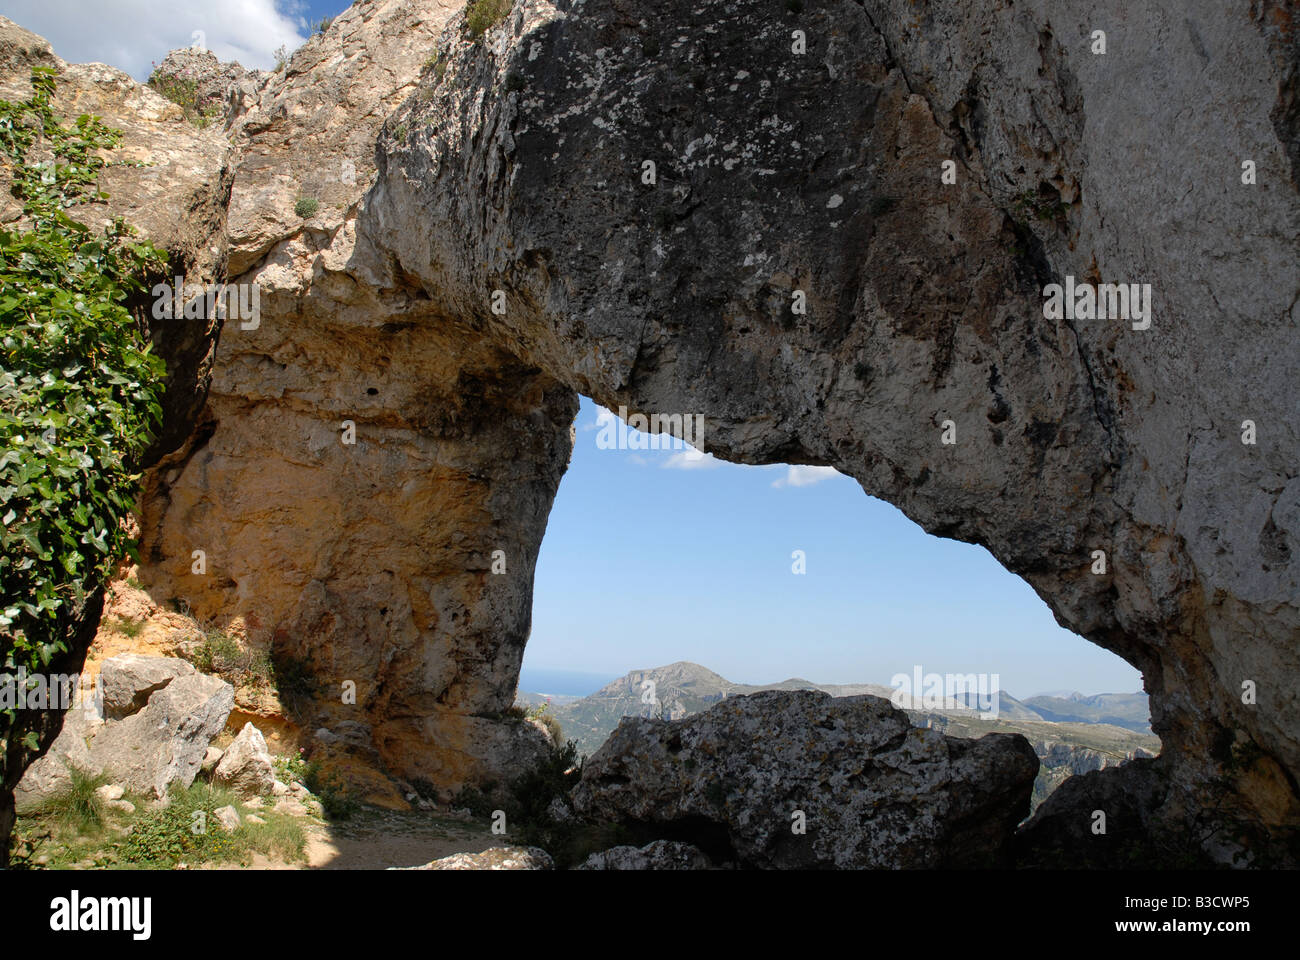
[3, 0, 1297, 866]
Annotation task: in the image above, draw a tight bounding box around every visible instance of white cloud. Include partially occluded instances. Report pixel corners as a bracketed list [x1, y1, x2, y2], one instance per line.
[771, 465, 839, 488]
[581, 405, 615, 432]
[663, 450, 722, 470]
[2, 0, 311, 80]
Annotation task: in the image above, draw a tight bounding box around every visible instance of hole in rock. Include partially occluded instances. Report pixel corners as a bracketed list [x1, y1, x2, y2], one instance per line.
[522, 398, 1158, 816]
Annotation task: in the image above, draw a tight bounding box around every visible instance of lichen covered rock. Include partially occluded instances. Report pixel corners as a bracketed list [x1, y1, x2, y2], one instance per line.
[572, 690, 1039, 868]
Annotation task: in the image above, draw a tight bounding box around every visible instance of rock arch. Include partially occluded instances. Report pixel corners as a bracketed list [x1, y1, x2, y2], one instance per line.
[8, 0, 1294, 864]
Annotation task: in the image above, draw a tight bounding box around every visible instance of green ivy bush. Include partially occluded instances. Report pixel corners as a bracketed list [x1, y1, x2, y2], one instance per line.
[0, 67, 167, 857]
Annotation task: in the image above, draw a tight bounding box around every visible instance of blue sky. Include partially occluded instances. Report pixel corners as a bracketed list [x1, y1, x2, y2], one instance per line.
[528, 398, 1143, 698]
[0, 0, 358, 80]
[2, 1, 1144, 698]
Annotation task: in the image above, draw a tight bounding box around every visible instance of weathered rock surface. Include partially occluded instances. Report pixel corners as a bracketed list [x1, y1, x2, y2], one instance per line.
[213, 722, 277, 796]
[393, 845, 554, 870]
[571, 691, 1038, 868]
[14, 663, 234, 809]
[13, 696, 105, 814]
[123, 0, 574, 797]
[100, 654, 197, 719]
[576, 840, 713, 871]
[3, 0, 1297, 865]
[88, 673, 234, 798]
[213, 804, 241, 833]
[148, 47, 252, 123]
[363, 0, 1300, 862]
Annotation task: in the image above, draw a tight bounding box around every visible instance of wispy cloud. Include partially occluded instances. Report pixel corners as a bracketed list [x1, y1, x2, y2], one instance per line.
[663, 450, 722, 470]
[771, 465, 839, 488]
[581, 405, 615, 432]
[3, 0, 310, 80]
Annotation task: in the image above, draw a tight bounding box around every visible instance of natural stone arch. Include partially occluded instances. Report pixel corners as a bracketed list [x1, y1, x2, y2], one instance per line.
[354, 0, 1299, 862]
[11, 0, 1289, 865]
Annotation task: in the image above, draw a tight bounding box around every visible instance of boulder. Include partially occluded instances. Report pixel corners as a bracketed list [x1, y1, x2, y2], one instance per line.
[571, 690, 1038, 869]
[94, 784, 124, 803]
[212, 805, 241, 833]
[212, 722, 276, 796]
[577, 841, 713, 871]
[392, 847, 554, 871]
[13, 696, 105, 814]
[99, 655, 196, 719]
[87, 674, 234, 799]
[201, 746, 224, 776]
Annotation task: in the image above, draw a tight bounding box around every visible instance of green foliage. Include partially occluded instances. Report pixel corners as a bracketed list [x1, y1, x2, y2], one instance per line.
[184, 629, 275, 690]
[302, 760, 360, 819]
[465, 0, 512, 40]
[310, 16, 334, 35]
[107, 615, 143, 637]
[145, 71, 220, 128]
[115, 781, 305, 867]
[0, 67, 166, 770]
[272, 748, 308, 786]
[526, 701, 563, 744]
[48, 767, 109, 831]
[424, 53, 448, 82]
[273, 45, 289, 72]
[1013, 188, 1067, 224]
[294, 196, 319, 218]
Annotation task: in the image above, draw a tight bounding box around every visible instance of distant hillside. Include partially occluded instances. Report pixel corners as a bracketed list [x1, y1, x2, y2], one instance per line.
[1022, 692, 1152, 733]
[520, 661, 1158, 814]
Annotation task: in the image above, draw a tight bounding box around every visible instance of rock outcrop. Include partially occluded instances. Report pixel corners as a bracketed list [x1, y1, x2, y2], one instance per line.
[3, 0, 1297, 865]
[100, 655, 198, 720]
[362, 0, 1300, 862]
[571, 691, 1039, 868]
[16, 658, 234, 810]
[213, 722, 277, 796]
[393, 845, 555, 870]
[577, 840, 714, 871]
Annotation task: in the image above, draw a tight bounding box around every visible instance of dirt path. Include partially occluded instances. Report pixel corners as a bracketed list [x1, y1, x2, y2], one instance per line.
[245, 809, 497, 870]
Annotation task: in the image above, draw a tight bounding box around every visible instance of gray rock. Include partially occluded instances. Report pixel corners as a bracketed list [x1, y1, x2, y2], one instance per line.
[201, 746, 224, 776]
[88, 674, 234, 799]
[94, 784, 124, 803]
[546, 796, 573, 823]
[14, 697, 105, 814]
[572, 691, 1038, 869]
[392, 846, 554, 870]
[99, 655, 196, 719]
[577, 841, 713, 871]
[213, 722, 276, 796]
[213, 805, 241, 833]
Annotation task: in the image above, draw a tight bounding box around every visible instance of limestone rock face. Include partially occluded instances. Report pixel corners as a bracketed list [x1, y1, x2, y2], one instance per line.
[126, 0, 574, 797]
[213, 722, 277, 796]
[364, 0, 1300, 860]
[571, 691, 1039, 868]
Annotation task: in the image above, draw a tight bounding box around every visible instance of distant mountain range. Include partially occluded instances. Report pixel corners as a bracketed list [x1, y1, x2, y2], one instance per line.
[518, 661, 1159, 814]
